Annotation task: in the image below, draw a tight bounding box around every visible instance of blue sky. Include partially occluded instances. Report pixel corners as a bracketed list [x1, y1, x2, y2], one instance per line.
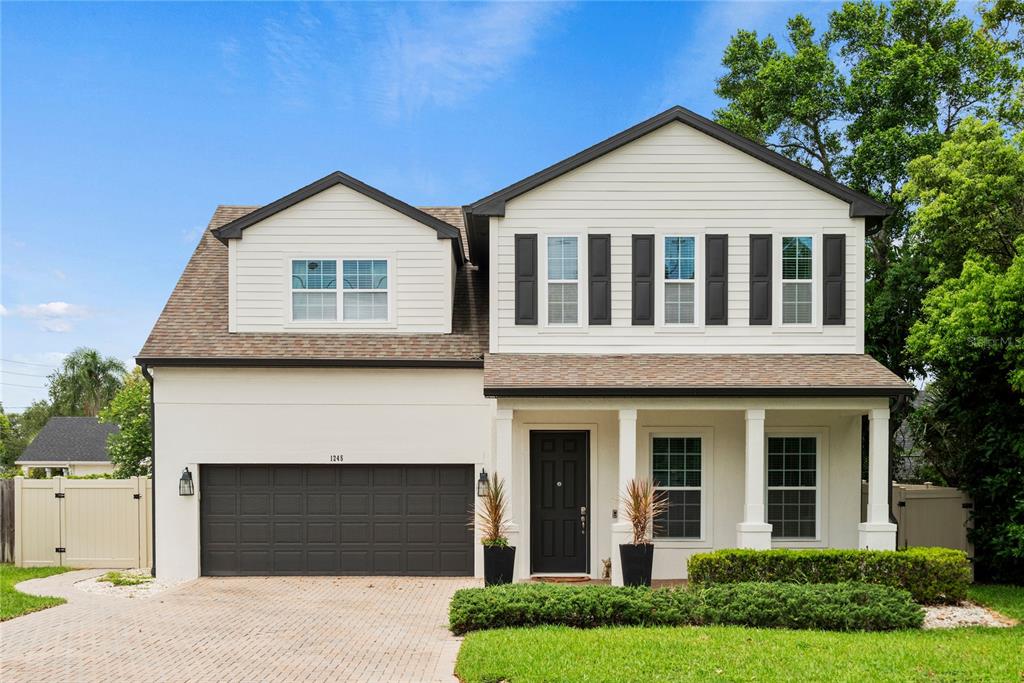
[1, 1, 837, 411]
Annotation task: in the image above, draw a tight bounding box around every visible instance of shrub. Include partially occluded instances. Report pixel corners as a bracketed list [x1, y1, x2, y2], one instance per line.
[448, 582, 922, 635]
[687, 548, 970, 604]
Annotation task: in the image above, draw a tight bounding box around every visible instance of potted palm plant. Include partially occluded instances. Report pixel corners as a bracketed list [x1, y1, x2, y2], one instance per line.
[618, 478, 668, 587]
[476, 474, 515, 585]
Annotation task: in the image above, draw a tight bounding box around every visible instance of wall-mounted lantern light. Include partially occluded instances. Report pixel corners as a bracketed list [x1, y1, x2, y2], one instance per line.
[179, 467, 195, 496]
[477, 468, 489, 497]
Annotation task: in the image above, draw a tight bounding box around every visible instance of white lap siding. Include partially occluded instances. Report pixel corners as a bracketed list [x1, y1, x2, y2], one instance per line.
[231, 183, 454, 334]
[491, 121, 864, 354]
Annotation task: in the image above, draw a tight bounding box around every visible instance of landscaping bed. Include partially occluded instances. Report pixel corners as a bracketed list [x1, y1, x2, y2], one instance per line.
[449, 581, 923, 634]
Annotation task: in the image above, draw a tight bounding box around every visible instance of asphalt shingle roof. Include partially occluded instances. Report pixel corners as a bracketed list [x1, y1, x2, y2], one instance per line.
[483, 353, 913, 396]
[17, 417, 118, 463]
[137, 205, 487, 363]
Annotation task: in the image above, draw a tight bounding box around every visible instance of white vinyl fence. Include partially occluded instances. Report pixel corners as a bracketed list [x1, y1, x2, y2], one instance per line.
[13, 476, 152, 569]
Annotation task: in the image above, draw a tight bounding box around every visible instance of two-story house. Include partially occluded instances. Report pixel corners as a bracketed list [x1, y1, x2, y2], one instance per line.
[139, 106, 911, 583]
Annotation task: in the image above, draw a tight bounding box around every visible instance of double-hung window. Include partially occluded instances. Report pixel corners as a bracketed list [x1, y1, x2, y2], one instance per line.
[766, 436, 817, 538]
[664, 236, 695, 324]
[782, 236, 813, 324]
[292, 259, 337, 321]
[342, 259, 389, 321]
[547, 236, 578, 324]
[652, 436, 702, 539]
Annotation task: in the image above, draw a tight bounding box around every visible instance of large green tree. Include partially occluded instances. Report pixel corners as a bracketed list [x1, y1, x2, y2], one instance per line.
[48, 348, 126, 417]
[0, 400, 53, 468]
[99, 368, 152, 477]
[714, 0, 1021, 386]
[902, 120, 1024, 581]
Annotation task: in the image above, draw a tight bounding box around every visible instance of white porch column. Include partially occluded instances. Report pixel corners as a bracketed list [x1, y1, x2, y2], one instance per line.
[612, 408, 638, 586]
[859, 407, 897, 549]
[736, 408, 772, 549]
[494, 409, 522, 573]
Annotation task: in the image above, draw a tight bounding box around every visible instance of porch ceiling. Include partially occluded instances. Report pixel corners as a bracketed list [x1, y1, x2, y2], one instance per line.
[483, 353, 913, 398]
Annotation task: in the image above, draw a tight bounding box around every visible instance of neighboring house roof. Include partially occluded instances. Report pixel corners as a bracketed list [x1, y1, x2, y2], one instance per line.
[212, 172, 466, 265]
[137, 206, 488, 366]
[463, 105, 892, 266]
[483, 354, 914, 397]
[16, 416, 118, 464]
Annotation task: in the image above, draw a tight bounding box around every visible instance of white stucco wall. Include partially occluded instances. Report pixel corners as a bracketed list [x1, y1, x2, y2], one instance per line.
[490, 120, 866, 354]
[153, 367, 493, 580]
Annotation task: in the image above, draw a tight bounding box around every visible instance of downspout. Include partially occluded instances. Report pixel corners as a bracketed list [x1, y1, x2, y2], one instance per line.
[140, 363, 156, 577]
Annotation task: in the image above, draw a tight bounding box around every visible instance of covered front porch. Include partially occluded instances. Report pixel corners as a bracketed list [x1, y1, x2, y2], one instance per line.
[491, 397, 896, 584]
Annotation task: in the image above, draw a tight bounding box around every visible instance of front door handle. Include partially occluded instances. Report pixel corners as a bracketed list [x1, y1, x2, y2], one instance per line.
[580, 506, 587, 534]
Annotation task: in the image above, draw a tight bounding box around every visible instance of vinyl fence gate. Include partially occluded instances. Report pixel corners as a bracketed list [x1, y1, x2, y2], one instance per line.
[13, 476, 153, 569]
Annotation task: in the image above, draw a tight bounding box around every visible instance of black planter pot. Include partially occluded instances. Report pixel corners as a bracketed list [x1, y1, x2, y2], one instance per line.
[483, 545, 516, 586]
[619, 543, 655, 587]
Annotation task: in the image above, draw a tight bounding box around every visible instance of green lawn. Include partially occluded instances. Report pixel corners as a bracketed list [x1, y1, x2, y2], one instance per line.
[456, 585, 1024, 683]
[0, 564, 71, 621]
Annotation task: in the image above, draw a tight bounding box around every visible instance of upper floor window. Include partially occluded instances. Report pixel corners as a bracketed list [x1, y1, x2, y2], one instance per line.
[342, 259, 389, 321]
[547, 236, 578, 324]
[292, 259, 337, 321]
[782, 236, 813, 324]
[664, 236, 695, 324]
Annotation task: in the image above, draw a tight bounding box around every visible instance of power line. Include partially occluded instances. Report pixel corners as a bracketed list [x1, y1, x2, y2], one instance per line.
[1, 382, 46, 389]
[0, 370, 51, 378]
[0, 358, 58, 368]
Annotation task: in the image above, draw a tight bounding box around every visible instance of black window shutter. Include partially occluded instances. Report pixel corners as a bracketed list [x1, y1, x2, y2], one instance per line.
[514, 234, 538, 325]
[588, 234, 611, 325]
[705, 234, 728, 325]
[822, 234, 846, 325]
[632, 234, 655, 325]
[749, 234, 772, 325]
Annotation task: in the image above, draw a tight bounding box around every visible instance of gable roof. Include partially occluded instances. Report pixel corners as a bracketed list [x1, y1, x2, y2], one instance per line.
[16, 416, 118, 464]
[212, 171, 466, 265]
[467, 105, 891, 221]
[137, 205, 488, 366]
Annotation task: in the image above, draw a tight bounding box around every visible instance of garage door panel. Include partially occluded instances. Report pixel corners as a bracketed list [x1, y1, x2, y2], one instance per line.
[202, 464, 473, 576]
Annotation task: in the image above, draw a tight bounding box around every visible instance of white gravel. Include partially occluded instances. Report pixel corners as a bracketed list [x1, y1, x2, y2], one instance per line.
[922, 602, 1017, 629]
[76, 569, 188, 599]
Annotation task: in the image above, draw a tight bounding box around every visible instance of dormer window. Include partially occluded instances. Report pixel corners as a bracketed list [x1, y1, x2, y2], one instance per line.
[292, 259, 337, 321]
[342, 259, 389, 321]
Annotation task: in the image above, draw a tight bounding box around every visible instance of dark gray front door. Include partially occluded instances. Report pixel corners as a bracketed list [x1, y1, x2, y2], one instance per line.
[530, 431, 589, 574]
[200, 464, 474, 576]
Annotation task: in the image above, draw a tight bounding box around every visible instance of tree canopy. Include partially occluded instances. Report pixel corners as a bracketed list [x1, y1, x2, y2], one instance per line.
[99, 368, 152, 477]
[48, 347, 127, 417]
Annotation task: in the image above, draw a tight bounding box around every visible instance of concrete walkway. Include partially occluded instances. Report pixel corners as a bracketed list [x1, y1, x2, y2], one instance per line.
[2, 569, 478, 682]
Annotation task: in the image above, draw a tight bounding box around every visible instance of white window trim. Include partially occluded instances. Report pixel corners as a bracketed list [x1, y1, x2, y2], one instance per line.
[776, 233, 819, 329]
[656, 233, 703, 329]
[541, 234, 585, 328]
[645, 428, 714, 548]
[284, 254, 396, 329]
[765, 427, 829, 547]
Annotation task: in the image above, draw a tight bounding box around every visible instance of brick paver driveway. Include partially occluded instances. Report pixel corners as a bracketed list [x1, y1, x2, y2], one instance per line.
[1, 570, 479, 682]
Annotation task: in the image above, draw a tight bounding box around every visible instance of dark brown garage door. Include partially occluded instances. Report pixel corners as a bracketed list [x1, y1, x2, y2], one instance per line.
[200, 464, 474, 576]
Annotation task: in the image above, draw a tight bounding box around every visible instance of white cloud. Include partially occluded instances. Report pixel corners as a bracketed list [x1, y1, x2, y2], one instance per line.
[52, 269, 67, 280]
[257, 3, 568, 118]
[13, 301, 89, 333]
[0, 304, 7, 316]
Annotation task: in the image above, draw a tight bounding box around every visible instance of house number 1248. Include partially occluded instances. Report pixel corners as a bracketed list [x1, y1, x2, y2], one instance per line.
[329, 454, 344, 463]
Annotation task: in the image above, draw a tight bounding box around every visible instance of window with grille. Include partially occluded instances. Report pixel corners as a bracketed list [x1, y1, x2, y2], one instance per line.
[342, 259, 389, 321]
[291, 259, 338, 321]
[766, 436, 817, 538]
[652, 436, 702, 539]
[782, 236, 813, 324]
[664, 236, 696, 324]
[547, 236, 579, 324]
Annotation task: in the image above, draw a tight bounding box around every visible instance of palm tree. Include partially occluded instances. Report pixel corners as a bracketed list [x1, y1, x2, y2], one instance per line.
[48, 348, 127, 416]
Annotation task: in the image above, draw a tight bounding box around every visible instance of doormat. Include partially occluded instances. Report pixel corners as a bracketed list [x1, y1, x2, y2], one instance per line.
[531, 576, 592, 583]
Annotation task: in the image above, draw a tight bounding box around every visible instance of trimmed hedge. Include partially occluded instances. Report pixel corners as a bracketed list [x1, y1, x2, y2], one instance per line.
[448, 582, 923, 635]
[687, 548, 970, 604]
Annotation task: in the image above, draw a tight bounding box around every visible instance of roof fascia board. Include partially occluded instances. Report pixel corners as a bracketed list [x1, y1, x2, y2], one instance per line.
[484, 385, 913, 398]
[468, 106, 891, 219]
[213, 171, 465, 264]
[137, 357, 484, 369]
